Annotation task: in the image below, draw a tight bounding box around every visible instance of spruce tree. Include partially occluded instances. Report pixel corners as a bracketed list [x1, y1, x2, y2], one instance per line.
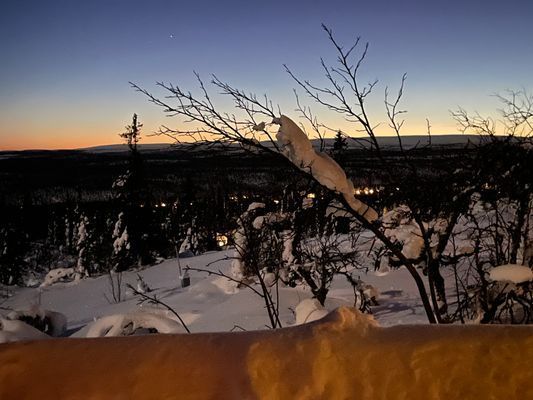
[111, 114, 152, 270]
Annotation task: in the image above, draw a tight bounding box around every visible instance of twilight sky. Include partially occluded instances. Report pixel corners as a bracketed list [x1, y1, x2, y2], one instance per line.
[1, 0, 532, 150]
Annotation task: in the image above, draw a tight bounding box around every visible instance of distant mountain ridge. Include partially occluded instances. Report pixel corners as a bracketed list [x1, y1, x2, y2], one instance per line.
[0, 134, 500, 155]
[79, 134, 488, 154]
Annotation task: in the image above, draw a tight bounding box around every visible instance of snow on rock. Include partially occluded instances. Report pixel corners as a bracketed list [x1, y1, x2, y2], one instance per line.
[0, 318, 49, 344]
[84, 312, 187, 338]
[40, 267, 75, 287]
[274, 115, 377, 222]
[489, 264, 533, 284]
[294, 298, 329, 325]
[1, 307, 532, 399]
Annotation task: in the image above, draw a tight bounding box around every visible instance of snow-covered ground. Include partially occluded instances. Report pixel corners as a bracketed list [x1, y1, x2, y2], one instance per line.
[0, 249, 429, 336]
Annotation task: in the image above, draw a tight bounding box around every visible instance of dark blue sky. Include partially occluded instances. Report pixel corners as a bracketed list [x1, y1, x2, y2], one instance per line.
[1, 0, 532, 149]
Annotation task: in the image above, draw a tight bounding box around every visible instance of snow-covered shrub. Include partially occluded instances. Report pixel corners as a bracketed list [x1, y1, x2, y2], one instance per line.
[463, 264, 533, 324]
[440, 189, 533, 323]
[227, 202, 290, 328]
[231, 202, 286, 281]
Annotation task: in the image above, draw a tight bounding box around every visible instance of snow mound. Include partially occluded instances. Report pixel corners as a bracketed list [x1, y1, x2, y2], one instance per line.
[274, 115, 377, 222]
[84, 312, 187, 338]
[40, 267, 75, 287]
[489, 264, 533, 284]
[0, 318, 49, 344]
[7, 306, 67, 337]
[294, 298, 329, 325]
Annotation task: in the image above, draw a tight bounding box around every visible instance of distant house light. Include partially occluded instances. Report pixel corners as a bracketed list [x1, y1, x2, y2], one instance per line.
[273, 199, 280, 204]
[216, 234, 228, 248]
[354, 189, 361, 195]
[306, 193, 316, 199]
[160, 202, 167, 207]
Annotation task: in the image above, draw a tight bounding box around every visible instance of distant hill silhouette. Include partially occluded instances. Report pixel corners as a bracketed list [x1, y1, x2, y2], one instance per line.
[78, 134, 488, 154]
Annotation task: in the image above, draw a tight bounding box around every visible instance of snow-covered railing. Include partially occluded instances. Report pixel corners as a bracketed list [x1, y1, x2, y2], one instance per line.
[0, 307, 531, 399]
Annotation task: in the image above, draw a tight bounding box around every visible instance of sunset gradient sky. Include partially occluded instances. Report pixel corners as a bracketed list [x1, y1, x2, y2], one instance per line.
[1, 0, 532, 150]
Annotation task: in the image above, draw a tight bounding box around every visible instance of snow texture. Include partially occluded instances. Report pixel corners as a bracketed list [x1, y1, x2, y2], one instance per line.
[274, 115, 377, 222]
[489, 264, 533, 284]
[0, 307, 532, 399]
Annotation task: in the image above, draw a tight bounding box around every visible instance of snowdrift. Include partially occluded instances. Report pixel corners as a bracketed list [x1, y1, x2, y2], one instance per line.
[0, 307, 531, 399]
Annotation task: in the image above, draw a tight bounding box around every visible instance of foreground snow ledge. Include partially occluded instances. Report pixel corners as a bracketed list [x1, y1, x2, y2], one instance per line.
[1, 307, 532, 399]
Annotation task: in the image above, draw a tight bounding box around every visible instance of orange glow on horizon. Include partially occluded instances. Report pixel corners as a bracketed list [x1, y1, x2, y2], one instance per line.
[0, 119, 460, 151]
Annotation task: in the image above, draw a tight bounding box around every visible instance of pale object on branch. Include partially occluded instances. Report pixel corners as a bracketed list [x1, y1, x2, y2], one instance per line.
[273, 115, 377, 222]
